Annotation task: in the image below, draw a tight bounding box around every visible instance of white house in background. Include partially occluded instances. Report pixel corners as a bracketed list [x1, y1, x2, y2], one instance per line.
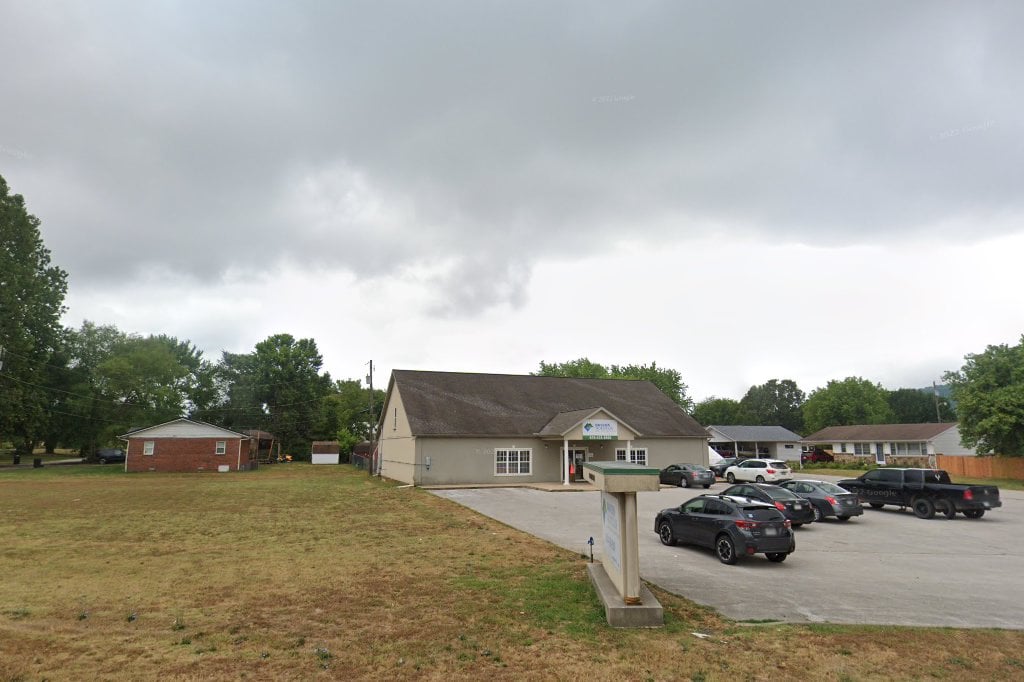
[801, 423, 982, 465]
[706, 425, 804, 462]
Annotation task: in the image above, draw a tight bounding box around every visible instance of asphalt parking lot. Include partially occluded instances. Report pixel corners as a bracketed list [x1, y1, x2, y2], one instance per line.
[432, 475, 1024, 629]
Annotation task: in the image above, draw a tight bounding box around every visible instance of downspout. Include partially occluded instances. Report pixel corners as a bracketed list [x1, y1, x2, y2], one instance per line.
[236, 439, 243, 471]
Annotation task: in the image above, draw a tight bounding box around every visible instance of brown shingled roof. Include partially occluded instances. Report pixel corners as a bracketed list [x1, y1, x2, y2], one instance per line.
[311, 441, 340, 454]
[389, 370, 706, 438]
[803, 423, 958, 442]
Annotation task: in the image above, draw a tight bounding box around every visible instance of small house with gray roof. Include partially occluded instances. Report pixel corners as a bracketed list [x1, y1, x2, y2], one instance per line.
[706, 425, 804, 461]
[802, 423, 981, 464]
[375, 370, 710, 486]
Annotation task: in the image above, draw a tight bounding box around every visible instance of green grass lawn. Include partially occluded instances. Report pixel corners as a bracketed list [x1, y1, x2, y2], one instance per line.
[1, 464, 1022, 680]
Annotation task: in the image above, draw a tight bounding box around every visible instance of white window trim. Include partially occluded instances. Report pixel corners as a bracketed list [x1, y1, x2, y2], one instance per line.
[494, 448, 532, 476]
[215, 440, 227, 455]
[614, 447, 648, 466]
[143, 441, 155, 456]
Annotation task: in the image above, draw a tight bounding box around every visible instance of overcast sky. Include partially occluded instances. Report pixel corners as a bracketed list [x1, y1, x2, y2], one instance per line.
[2, 1, 1021, 402]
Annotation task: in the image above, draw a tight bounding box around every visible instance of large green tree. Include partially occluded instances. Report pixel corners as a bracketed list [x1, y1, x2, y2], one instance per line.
[98, 334, 217, 431]
[44, 322, 128, 456]
[739, 379, 806, 433]
[0, 176, 69, 454]
[886, 387, 956, 424]
[802, 377, 894, 435]
[321, 379, 385, 456]
[535, 358, 609, 379]
[208, 334, 332, 456]
[534, 358, 692, 409]
[691, 397, 751, 426]
[42, 324, 218, 457]
[945, 336, 1024, 455]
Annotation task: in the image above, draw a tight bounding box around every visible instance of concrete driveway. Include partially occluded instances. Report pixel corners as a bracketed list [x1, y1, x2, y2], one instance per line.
[432, 476, 1024, 629]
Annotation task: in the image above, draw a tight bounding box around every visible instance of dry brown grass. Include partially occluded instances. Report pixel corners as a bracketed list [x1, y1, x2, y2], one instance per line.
[1, 465, 1022, 681]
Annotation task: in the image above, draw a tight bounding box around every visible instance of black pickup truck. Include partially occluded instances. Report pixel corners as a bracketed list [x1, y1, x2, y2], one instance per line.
[837, 468, 1001, 519]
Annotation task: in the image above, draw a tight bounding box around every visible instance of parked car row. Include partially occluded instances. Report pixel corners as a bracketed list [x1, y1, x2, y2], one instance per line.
[653, 480, 865, 565]
[653, 465, 1001, 566]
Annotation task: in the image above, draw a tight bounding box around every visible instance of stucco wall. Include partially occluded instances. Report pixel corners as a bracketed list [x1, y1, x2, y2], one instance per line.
[378, 385, 418, 483]
[768, 442, 801, 461]
[414, 436, 707, 485]
[931, 426, 980, 456]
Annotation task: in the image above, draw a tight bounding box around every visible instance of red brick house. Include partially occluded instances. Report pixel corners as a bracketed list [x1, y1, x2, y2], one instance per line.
[121, 418, 252, 473]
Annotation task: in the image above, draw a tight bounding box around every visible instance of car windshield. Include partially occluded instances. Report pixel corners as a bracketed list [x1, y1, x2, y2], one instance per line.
[815, 482, 848, 495]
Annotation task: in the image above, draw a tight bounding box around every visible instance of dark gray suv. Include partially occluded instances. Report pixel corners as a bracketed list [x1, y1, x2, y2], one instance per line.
[654, 494, 795, 565]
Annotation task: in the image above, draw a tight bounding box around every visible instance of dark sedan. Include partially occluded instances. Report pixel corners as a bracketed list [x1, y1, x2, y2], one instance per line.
[655, 494, 795, 564]
[778, 479, 863, 522]
[96, 448, 126, 464]
[710, 457, 741, 478]
[659, 463, 715, 488]
[720, 483, 815, 527]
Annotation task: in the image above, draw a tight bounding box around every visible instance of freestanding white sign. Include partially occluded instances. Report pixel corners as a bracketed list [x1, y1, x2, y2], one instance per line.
[601, 492, 622, 572]
[582, 462, 663, 627]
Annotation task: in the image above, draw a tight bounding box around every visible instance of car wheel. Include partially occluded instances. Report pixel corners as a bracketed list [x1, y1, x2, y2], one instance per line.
[755, 475, 765, 483]
[702, 484, 711, 489]
[935, 499, 957, 520]
[812, 505, 824, 522]
[679, 477, 689, 488]
[715, 534, 738, 565]
[963, 509, 985, 519]
[726, 473, 736, 483]
[836, 515, 850, 522]
[766, 552, 787, 563]
[658, 521, 677, 546]
[869, 502, 884, 509]
[98, 458, 107, 464]
[912, 497, 935, 520]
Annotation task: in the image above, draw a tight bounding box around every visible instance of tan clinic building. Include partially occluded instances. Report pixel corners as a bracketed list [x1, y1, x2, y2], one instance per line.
[375, 370, 710, 486]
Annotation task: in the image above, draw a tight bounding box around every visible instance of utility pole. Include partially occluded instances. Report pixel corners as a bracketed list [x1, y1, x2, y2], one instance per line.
[932, 382, 942, 423]
[367, 360, 376, 474]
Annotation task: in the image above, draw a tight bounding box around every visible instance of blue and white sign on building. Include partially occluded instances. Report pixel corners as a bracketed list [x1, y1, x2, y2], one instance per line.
[583, 419, 618, 440]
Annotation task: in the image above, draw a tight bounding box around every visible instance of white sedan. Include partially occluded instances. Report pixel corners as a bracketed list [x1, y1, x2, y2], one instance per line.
[724, 459, 792, 483]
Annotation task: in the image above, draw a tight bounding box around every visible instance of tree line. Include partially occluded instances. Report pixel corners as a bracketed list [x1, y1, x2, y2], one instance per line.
[1, 176, 382, 459]
[532, 349, 1024, 456]
[3, 174, 1023, 457]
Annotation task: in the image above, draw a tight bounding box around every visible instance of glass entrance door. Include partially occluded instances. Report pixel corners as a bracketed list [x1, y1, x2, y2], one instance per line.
[563, 448, 588, 481]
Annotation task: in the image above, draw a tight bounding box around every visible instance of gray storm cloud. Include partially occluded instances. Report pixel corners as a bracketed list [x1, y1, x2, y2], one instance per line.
[1, 1, 1021, 314]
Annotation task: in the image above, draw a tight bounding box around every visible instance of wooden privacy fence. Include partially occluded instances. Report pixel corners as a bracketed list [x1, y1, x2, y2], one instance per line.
[936, 455, 1024, 480]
